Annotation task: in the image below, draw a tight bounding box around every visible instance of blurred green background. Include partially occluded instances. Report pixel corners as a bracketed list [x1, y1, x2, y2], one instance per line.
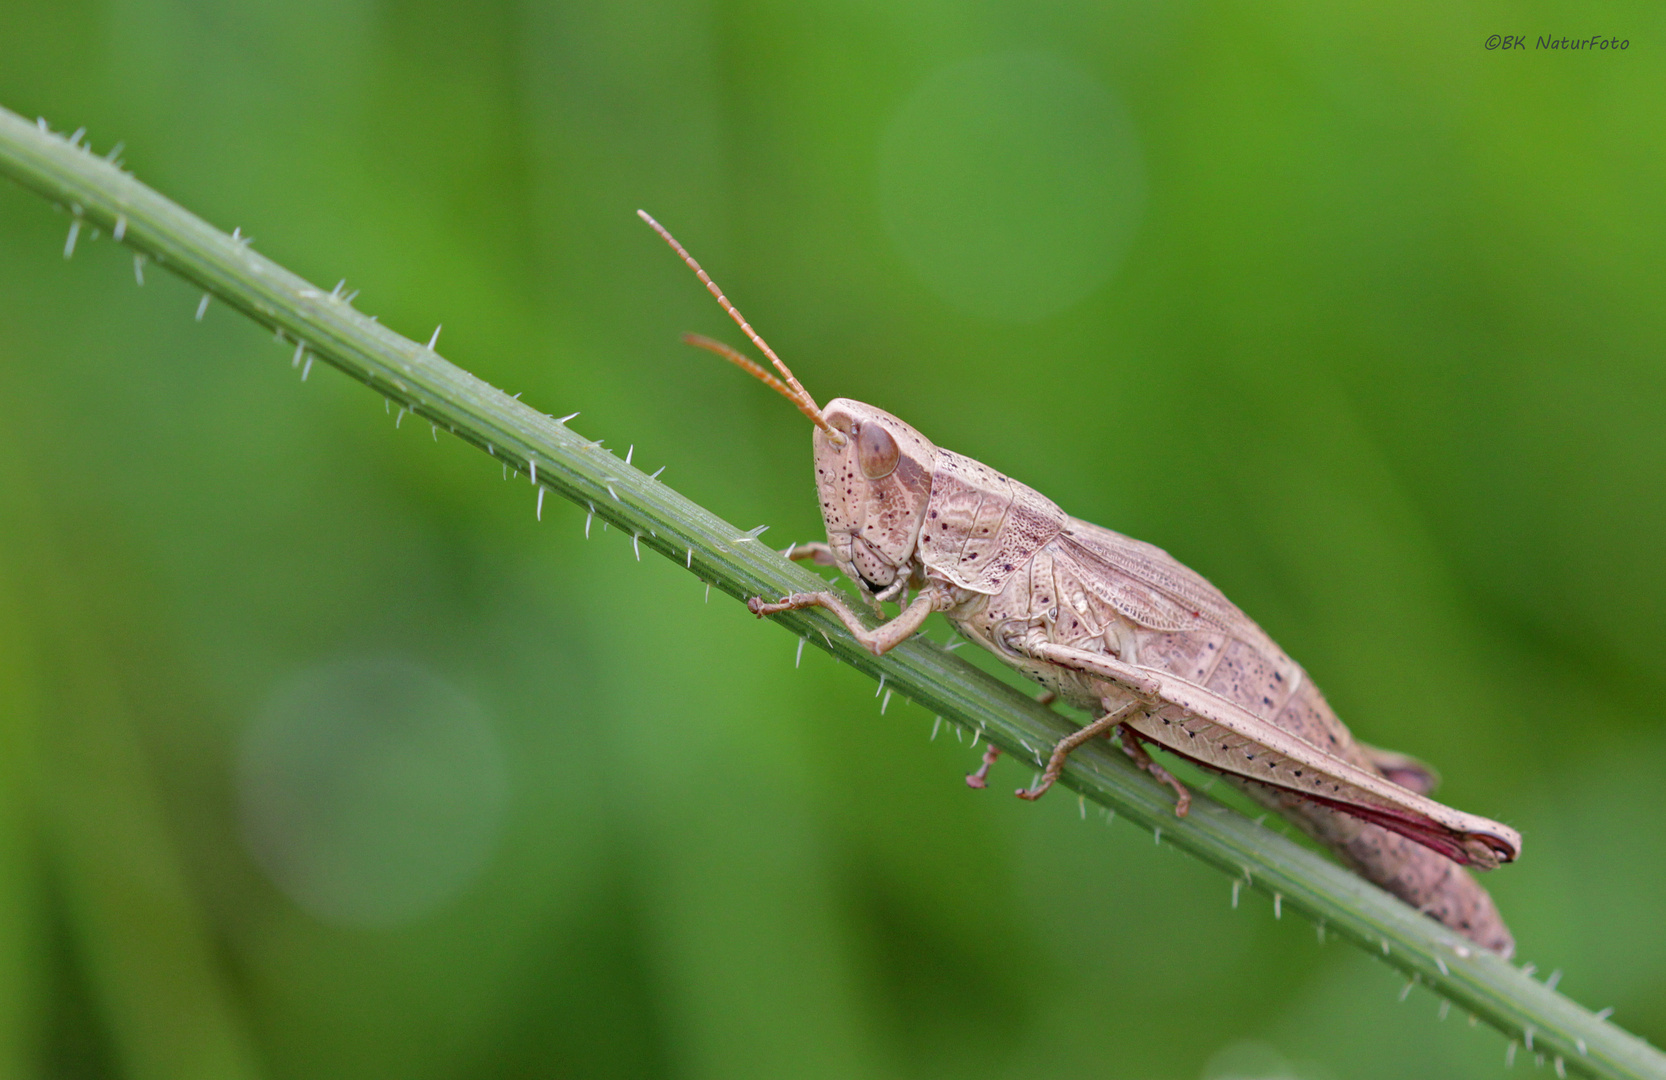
[0, 1, 1662, 1078]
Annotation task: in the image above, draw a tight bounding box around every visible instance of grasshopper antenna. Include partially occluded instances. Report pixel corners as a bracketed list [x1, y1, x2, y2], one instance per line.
[681, 333, 796, 399]
[637, 209, 842, 442]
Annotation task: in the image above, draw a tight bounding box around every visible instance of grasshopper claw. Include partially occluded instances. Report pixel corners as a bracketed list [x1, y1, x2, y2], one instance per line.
[966, 744, 1000, 789]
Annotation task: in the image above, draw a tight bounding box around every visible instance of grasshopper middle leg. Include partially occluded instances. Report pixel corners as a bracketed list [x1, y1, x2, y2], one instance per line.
[966, 743, 1002, 789]
[1015, 700, 1133, 802]
[967, 691, 1056, 789]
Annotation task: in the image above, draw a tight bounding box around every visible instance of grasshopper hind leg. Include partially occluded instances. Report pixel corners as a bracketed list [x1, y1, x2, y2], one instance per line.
[1358, 743, 1440, 795]
[1117, 723, 1192, 817]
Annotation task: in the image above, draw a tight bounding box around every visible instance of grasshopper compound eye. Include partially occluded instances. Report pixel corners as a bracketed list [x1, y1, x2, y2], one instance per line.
[856, 422, 900, 479]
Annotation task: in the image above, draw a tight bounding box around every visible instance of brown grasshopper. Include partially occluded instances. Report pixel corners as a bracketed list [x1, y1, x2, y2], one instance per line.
[640, 211, 1520, 955]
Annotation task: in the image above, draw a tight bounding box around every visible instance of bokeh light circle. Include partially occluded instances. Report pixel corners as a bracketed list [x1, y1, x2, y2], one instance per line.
[878, 52, 1146, 322]
[238, 658, 509, 929]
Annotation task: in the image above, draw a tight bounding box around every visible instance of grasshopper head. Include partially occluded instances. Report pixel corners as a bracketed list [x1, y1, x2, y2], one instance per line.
[636, 211, 937, 595]
[814, 400, 937, 596]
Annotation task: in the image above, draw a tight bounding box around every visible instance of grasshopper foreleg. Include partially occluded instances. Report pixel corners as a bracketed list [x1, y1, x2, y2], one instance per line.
[748, 588, 940, 656]
[1117, 723, 1191, 817]
[782, 541, 838, 567]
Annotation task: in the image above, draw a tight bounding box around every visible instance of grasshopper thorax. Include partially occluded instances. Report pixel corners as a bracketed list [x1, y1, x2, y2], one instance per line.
[814, 399, 938, 597]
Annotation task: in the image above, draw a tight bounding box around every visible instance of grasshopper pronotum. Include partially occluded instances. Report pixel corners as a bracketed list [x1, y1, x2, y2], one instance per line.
[640, 210, 1519, 955]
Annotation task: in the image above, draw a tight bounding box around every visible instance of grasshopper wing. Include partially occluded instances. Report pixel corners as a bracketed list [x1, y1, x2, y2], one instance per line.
[1026, 638, 1519, 868]
[1037, 523, 1521, 869]
[1054, 525, 1245, 634]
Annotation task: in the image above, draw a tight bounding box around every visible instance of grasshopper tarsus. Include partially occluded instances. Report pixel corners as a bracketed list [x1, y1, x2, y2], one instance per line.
[990, 690, 1058, 792]
[1017, 707, 1131, 801]
[966, 743, 1001, 789]
[1120, 723, 1192, 817]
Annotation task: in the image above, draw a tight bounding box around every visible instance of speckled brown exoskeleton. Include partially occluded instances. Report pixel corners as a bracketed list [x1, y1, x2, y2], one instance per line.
[640, 210, 1520, 956]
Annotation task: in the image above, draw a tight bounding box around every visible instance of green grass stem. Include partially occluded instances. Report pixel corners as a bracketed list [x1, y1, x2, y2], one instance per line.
[0, 104, 1659, 1080]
